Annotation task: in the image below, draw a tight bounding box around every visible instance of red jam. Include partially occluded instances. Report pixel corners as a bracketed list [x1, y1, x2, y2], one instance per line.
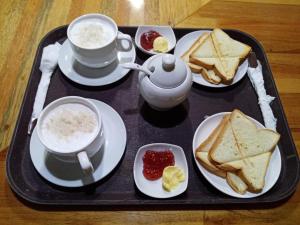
[142, 149, 175, 180]
[140, 30, 161, 50]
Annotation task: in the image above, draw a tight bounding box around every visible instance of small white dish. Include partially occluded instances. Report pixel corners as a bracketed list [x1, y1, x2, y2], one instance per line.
[30, 99, 127, 187]
[133, 143, 188, 198]
[174, 30, 248, 88]
[58, 37, 136, 86]
[192, 112, 281, 198]
[135, 26, 176, 55]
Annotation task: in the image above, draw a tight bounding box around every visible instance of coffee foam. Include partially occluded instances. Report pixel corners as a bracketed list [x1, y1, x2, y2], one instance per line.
[70, 18, 115, 49]
[41, 103, 98, 153]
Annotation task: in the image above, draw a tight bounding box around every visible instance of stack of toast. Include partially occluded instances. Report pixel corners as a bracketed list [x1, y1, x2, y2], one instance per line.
[181, 29, 251, 85]
[195, 109, 280, 194]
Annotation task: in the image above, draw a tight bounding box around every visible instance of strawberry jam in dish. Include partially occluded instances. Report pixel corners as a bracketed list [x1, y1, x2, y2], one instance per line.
[140, 30, 161, 50]
[143, 150, 175, 180]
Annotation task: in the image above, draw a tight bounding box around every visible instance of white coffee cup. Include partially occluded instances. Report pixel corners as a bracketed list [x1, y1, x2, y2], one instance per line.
[67, 13, 133, 68]
[37, 96, 104, 174]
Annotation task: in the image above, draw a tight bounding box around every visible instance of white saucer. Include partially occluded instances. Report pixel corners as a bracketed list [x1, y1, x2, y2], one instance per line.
[58, 38, 136, 86]
[192, 112, 281, 198]
[174, 30, 248, 88]
[30, 99, 127, 187]
[133, 143, 188, 198]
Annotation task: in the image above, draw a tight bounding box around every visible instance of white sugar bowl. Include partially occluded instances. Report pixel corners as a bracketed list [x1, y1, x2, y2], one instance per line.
[137, 54, 192, 110]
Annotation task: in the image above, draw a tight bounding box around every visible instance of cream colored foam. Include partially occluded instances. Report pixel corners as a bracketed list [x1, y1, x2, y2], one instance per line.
[70, 20, 114, 48]
[41, 103, 98, 152]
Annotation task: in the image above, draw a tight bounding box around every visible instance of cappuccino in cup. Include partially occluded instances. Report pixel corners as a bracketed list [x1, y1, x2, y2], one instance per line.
[67, 13, 133, 68]
[37, 96, 104, 174]
[40, 103, 98, 152]
[69, 19, 114, 49]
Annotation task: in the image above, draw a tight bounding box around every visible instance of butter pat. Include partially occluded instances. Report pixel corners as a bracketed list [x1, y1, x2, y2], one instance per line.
[162, 166, 185, 192]
[153, 36, 169, 53]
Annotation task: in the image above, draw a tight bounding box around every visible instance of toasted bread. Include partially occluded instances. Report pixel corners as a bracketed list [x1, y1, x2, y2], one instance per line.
[190, 34, 223, 71]
[210, 110, 280, 164]
[199, 67, 222, 84]
[190, 29, 251, 83]
[196, 115, 229, 153]
[195, 115, 228, 178]
[196, 151, 249, 193]
[181, 33, 210, 73]
[220, 152, 272, 193]
[181, 32, 223, 84]
[226, 172, 248, 194]
[211, 28, 251, 60]
[208, 116, 241, 164]
[196, 151, 226, 178]
[196, 109, 279, 194]
[195, 115, 247, 193]
[187, 63, 203, 73]
[229, 109, 280, 157]
[216, 57, 240, 83]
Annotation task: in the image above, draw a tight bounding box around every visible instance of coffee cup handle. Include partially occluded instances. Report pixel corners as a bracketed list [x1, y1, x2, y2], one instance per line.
[116, 32, 133, 52]
[77, 151, 94, 174]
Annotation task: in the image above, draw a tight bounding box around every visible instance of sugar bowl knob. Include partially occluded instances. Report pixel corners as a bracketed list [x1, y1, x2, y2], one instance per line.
[162, 54, 175, 71]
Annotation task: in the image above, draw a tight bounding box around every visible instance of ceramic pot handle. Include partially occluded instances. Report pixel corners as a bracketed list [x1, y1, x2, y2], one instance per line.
[116, 32, 133, 52]
[77, 151, 94, 174]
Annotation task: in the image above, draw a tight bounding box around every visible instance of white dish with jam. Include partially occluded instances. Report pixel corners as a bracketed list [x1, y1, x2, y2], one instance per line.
[133, 143, 188, 198]
[135, 26, 176, 55]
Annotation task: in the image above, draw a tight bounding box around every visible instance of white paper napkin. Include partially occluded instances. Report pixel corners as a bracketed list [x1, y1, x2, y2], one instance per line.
[28, 42, 61, 134]
[247, 61, 277, 130]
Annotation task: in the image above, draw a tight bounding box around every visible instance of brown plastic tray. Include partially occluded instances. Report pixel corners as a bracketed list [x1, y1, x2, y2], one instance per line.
[6, 26, 299, 207]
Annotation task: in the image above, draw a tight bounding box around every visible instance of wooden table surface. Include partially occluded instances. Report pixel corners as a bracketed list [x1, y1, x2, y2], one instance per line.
[0, 0, 299, 224]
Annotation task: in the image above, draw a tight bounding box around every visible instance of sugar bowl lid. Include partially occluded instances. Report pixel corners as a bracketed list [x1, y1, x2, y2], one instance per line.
[147, 54, 187, 89]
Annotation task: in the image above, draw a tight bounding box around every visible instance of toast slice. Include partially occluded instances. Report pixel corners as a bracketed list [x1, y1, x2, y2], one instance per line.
[190, 34, 225, 74]
[196, 151, 249, 193]
[190, 29, 251, 83]
[208, 115, 241, 164]
[199, 67, 222, 84]
[180, 32, 222, 84]
[219, 152, 272, 193]
[211, 28, 251, 59]
[229, 109, 280, 158]
[196, 151, 226, 178]
[226, 172, 248, 194]
[210, 110, 280, 164]
[195, 115, 228, 178]
[189, 34, 236, 83]
[195, 115, 248, 190]
[181, 33, 210, 73]
[216, 57, 240, 83]
[196, 115, 229, 153]
[187, 63, 203, 73]
[211, 29, 250, 82]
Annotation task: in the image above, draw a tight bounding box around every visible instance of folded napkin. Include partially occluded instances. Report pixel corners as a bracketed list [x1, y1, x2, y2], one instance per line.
[247, 61, 277, 130]
[28, 42, 61, 134]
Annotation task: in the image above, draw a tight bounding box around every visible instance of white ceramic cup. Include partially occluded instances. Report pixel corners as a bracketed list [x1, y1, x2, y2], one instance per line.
[37, 96, 104, 175]
[67, 13, 133, 68]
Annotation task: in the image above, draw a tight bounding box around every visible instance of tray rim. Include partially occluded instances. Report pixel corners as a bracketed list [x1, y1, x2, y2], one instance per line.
[6, 26, 300, 207]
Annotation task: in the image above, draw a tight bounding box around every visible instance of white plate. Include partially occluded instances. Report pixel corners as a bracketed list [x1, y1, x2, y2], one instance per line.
[174, 30, 248, 88]
[192, 112, 281, 198]
[30, 99, 127, 187]
[135, 26, 176, 55]
[133, 143, 188, 198]
[58, 37, 136, 86]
